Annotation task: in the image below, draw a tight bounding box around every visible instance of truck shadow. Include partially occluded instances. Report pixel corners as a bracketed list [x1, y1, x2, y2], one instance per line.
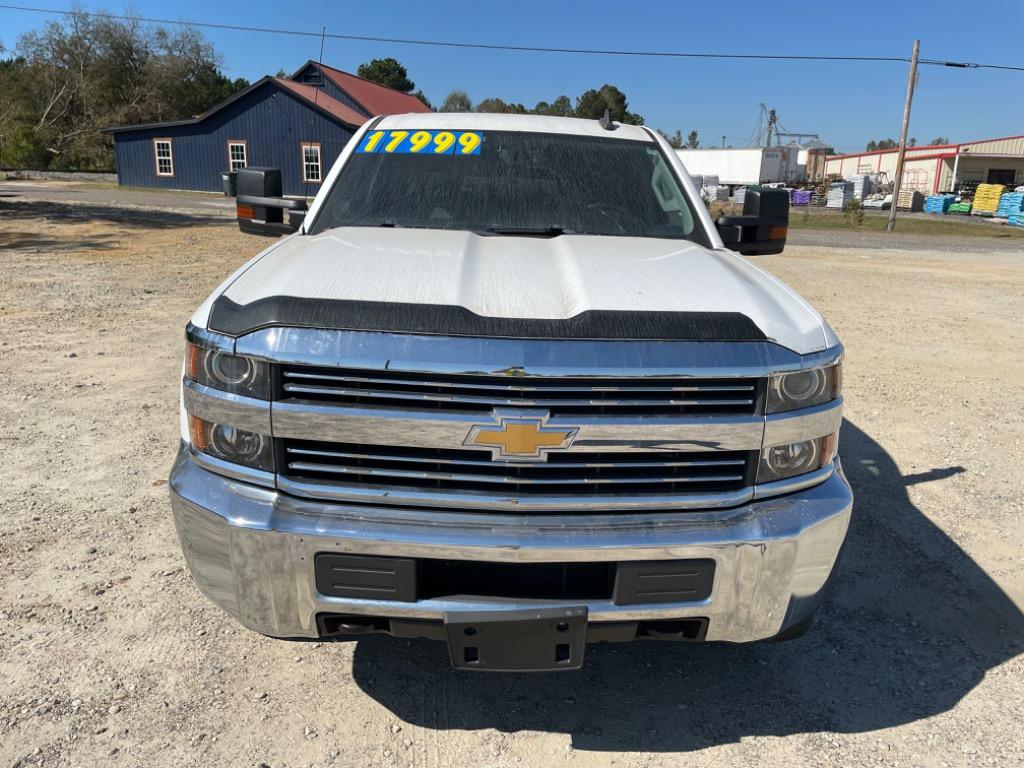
[349, 419, 1023, 751]
[0, 199, 230, 231]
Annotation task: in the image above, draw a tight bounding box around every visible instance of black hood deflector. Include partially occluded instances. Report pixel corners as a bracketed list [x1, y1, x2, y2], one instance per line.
[208, 295, 768, 342]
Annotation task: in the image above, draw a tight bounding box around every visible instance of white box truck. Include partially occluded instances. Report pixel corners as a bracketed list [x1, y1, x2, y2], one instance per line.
[676, 147, 801, 186]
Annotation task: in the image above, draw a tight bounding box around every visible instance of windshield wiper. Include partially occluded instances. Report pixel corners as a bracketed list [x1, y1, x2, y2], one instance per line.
[484, 225, 570, 237]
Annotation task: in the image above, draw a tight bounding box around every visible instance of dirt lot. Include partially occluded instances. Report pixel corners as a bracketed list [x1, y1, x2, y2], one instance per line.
[2, 194, 1023, 768]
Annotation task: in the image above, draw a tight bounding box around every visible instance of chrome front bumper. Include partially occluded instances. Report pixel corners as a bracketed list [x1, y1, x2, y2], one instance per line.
[168, 445, 853, 642]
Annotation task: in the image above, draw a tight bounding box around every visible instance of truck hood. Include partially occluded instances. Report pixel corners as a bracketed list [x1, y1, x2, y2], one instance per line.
[209, 227, 827, 354]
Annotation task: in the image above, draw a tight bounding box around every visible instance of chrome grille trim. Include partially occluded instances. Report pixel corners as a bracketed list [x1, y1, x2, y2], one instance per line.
[234, 328, 782, 378]
[275, 475, 756, 512]
[270, 401, 766, 453]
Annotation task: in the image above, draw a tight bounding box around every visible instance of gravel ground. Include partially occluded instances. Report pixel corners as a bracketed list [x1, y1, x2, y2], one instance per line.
[1, 195, 1023, 767]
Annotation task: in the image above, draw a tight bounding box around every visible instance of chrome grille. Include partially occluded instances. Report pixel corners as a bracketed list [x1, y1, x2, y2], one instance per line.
[281, 440, 756, 496]
[279, 365, 760, 416]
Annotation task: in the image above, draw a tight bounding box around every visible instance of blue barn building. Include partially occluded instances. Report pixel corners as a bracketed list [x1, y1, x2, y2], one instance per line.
[103, 62, 430, 196]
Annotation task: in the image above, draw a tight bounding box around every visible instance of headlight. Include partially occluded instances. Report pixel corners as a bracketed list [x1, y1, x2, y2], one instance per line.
[757, 433, 837, 484]
[189, 416, 274, 471]
[767, 363, 842, 414]
[185, 342, 271, 399]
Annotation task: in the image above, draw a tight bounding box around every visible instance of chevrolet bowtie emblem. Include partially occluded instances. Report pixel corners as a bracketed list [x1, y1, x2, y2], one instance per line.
[464, 411, 578, 462]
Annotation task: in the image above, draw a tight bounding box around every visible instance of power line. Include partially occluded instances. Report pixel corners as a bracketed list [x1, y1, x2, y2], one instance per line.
[1, 3, 1022, 71]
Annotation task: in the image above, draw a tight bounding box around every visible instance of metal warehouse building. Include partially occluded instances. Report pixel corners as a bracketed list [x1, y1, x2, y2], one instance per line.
[824, 135, 1024, 195]
[103, 61, 430, 196]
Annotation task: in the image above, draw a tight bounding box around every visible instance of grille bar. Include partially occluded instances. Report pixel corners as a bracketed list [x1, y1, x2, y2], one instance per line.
[280, 366, 761, 417]
[284, 370, 755, 393]
[287, 462, 746, 486]
[281, 440, 756, 496]
[287, 446, 748, 470]
[283, 384, 754, 408]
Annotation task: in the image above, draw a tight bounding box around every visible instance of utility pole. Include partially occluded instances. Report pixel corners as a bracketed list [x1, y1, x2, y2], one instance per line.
[887, 39, 920, 233]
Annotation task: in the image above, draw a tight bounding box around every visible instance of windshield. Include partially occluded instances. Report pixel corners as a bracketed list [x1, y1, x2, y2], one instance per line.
[309, 130, 706, 243]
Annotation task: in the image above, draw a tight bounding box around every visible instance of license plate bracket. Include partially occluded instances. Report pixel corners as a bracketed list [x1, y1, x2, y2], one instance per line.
[444, 606, 588, 672]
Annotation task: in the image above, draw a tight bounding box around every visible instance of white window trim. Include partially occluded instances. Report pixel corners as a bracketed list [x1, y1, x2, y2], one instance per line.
[154, 139, 174, 177]
[302, 142, 322, 184]
[227, 140, 247, 172]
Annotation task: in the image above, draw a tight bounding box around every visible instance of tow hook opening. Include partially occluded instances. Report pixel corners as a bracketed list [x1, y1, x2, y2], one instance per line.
[635, 618, 708, 641]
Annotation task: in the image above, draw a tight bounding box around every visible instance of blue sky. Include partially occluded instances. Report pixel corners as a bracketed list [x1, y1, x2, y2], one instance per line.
[2, 1, 1022, 152]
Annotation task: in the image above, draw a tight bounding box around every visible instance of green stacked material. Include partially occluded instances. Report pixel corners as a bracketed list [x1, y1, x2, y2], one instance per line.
[948, 202, 972, 214]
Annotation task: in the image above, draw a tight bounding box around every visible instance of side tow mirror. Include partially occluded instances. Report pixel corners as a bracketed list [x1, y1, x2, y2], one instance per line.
[715, 187, 789, 255]
[236, 167, 308, 237]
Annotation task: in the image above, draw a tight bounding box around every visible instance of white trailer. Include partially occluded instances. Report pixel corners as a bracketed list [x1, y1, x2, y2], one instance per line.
[676, 147, 801, 186]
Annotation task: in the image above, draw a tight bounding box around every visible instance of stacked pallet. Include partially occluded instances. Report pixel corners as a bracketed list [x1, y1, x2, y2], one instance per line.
[948, 201, 973, 214]
[1009, 214, 1024, 227]
[810, 193, 827, 206]
[706, 185, 730, 202]
[791, 189, 812, 206]
[733, 187, 747, 205]
[849, 174, 874, 199]
[996, 191, 1024, 218]
[897, 189, 924, 211]
[924, 194, 955, 213]
[971, 183, 1005, 215]
[826, 182, 854, 209]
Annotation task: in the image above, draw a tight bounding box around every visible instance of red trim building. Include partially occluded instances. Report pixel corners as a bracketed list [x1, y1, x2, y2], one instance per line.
[824, 135, 1024, 193]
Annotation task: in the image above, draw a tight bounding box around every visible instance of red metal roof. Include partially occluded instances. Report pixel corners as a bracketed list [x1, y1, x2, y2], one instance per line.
[827, 134, 1024, 161]
[313, 62, 432, 116]
[273, 78, 369, 127]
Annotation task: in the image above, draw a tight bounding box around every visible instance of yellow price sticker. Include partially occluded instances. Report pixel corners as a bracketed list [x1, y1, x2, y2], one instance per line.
[356, 130, 482, 155]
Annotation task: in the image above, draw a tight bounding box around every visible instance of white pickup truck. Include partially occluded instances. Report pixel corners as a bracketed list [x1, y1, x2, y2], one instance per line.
[170, 113, 850, 672]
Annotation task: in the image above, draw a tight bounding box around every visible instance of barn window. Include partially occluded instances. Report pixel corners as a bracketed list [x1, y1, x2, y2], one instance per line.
[154, 139, 173, 177]
[227, 141, 247, 171]
[302, 142, 322, 183]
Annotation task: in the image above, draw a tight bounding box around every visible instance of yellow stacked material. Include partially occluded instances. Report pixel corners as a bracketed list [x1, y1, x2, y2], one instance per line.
[973, 183, 1005, 213]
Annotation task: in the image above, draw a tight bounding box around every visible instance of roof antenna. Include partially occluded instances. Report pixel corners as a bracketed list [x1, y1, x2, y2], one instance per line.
[598, 108, 617, 131]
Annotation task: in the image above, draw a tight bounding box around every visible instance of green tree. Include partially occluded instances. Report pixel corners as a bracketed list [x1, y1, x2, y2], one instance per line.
[909, 137, 917, 147]
[865, 138, 897, 151]
[686, 130, 699, 149]
[0, 12, 247, 170]
[440, 89, 472, 113]
[356, 57, 414, 92]
[574, 84, 643, 125]
[656, 129, 683, 149]
[930, 136, 950, 145]
[412, 89, 432, 109]
[532, 95, 574, 117]
[475, 98, 526, 114]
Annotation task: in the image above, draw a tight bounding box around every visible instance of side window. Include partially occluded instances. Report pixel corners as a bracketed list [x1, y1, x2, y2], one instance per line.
[648, 149, 694, 234]
[154, 139, 173, 177]
[302, 143, 322, 183]
[228, 141, 247, 171]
